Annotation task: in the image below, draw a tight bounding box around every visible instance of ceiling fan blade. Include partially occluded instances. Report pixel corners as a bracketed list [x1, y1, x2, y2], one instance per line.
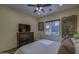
[41, 9, 45, 12]
[33, 9, 37, 13]
[27, 4, 51, 7]
[43, 4, 51, 7]
[27, 4, 36, 7]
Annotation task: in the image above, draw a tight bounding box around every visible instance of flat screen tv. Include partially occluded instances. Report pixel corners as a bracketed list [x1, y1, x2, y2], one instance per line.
[18, 24, 31, 32]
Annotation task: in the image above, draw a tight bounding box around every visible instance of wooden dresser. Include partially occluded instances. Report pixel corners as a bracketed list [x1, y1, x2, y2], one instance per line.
[17, 32, 34, 48]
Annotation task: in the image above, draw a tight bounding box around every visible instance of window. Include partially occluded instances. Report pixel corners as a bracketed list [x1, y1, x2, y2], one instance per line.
[45, 22, 52, 35]
[45, 20, 60, 36]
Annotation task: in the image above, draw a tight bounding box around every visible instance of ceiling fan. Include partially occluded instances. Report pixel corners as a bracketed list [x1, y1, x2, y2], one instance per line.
[27, 4, 52, 14]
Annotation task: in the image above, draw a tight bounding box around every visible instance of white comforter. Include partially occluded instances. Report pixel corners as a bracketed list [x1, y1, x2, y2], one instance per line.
[15, 39, 61, 54]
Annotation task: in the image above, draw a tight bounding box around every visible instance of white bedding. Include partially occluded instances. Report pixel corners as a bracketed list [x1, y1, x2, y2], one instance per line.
[15, 39, 61, 54]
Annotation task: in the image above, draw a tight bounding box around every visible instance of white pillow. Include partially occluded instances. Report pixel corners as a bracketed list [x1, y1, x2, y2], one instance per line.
[75, 39, 79, 44]
[71, 38, 75, 44]
[71, 38, 79, 54]
[71, 38, 79, 44]
[75, 43, 79, 54]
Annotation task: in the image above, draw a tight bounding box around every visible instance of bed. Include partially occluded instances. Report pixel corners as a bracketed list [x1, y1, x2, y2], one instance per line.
[15, 39, 61, 54]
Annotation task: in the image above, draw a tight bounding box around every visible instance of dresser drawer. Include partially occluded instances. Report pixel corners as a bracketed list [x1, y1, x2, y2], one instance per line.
[17, 32, 34, 48]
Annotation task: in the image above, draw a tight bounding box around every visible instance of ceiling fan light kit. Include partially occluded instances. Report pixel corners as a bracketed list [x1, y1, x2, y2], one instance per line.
[36, 7, 42, 11]
[37, 12, 41, 15]
[27, 4, 51, 15]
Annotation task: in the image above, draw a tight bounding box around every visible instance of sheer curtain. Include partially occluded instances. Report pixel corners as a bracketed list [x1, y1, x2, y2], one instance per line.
[44, 19, 61, 42]
[45, 19, 60, 36]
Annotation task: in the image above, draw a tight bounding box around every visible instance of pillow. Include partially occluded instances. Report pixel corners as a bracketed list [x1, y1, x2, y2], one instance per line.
[71, 38, 75, 44]
[71, 38, 79, 45]
[75, 43, 79, 54]
[58, 36, 75, 54]
[71, 38, 79, 54]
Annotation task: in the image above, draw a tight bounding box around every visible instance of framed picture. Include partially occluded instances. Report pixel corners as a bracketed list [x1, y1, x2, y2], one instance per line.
[38, 22, 44, 31]
[62, 15, 77, 37]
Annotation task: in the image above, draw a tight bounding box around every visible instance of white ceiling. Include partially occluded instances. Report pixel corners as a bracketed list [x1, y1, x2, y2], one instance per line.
[2, 4, 79, 18]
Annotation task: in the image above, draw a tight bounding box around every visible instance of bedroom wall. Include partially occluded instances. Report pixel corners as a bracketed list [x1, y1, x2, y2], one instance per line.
[37, 7, 79, 42]
[0, 6, 38, 52]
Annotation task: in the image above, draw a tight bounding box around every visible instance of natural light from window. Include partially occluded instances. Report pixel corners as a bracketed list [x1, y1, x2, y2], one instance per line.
[45, 20, 60, 36]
